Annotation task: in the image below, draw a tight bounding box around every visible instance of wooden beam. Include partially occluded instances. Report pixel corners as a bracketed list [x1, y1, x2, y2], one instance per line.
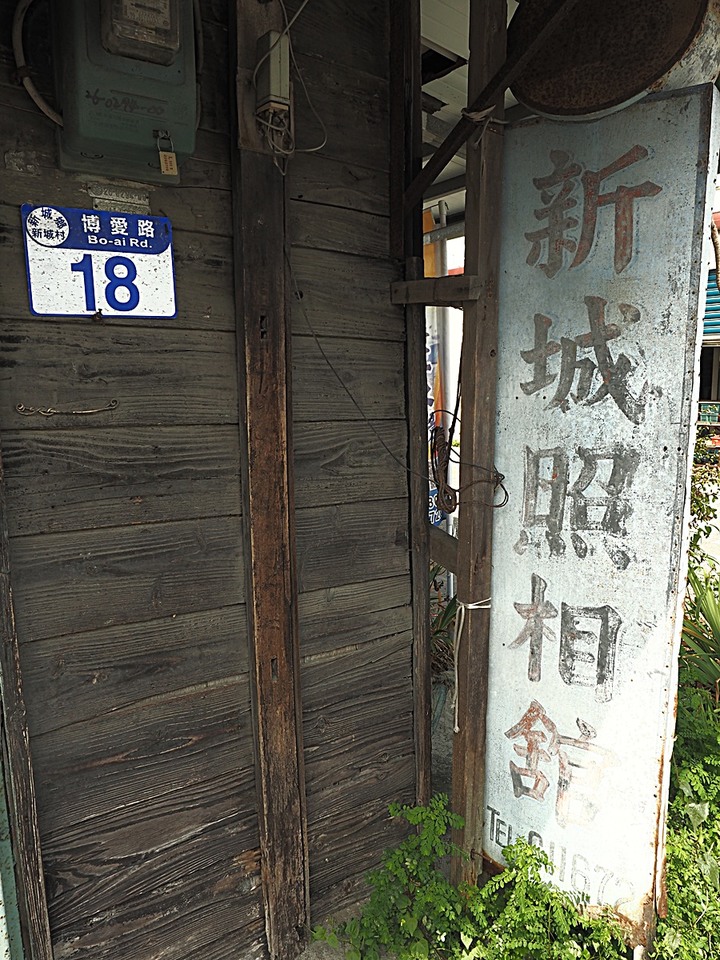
[428, 524, 459, 574]
[405, 0, 583, 211]
[424, 174, 466, 205]
[231, 5, 308, 958]
[391, 275, 484, 306]
[423, 113, 467, 162]
[0, 452, 53, 960]
[391, 0, 431, 806]
[451, 0, 506, 886]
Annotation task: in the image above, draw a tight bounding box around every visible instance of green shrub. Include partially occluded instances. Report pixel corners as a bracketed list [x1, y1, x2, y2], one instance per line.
[681, 566, 720, 697]
[689, 426, 720, 564]
[314, 795, 626, 960]
[651, 687, 720, 958]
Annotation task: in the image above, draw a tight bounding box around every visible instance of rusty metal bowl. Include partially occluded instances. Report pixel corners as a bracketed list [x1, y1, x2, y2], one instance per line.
[510, 0, 720, 120]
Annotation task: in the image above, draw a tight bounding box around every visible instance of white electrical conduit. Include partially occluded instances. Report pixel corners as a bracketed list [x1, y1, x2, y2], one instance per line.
[13, 0, 205, 130]
[12, 0, 63, 126]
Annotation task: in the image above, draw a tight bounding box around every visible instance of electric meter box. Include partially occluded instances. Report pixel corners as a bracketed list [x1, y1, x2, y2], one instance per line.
[51, 0, 196, 184]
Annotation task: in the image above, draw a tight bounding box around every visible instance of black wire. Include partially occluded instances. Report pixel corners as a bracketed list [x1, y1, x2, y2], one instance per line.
[286, 249, 509, 510]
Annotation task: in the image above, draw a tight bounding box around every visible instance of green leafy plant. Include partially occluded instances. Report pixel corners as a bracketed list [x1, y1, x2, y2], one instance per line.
[681, 566, 720, 698]
[689, 426, 720, 565]
[314, 795, 626, 960]
[430, 564, 458, 676]
[652, 687, 720, 958]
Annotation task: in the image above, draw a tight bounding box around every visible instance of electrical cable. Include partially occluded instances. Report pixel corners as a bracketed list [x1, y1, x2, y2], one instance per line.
[286, 249, 508, 510]
[12, 0, 63, 126]
[277, 0, 327, 155]
[13, 0, 205, 133]
[251, 0, 313, 90]
[253, 0, 327, 169]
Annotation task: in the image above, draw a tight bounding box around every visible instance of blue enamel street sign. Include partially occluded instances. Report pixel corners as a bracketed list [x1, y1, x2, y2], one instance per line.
[21, 204, 176, 318]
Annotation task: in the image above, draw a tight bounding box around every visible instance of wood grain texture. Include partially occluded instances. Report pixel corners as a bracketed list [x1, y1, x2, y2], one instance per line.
[284, 0, 389, 78]
[30, 678, 261, 959]
[289, 249, 404, 342]
[294, 420, 406, 508]
[287, 154, 389, 216]
[31, 679, 262, 959]
[0, 447, 53, 959]
[298, 576, 411, 660]
[451, 0, 507, 885]
[295, 498, 410, 593]
[51, 886, 267, 960]
[429, 524, 459, 574]
[302, 632, 415, 917]
[302, 632, 413, 754]
[390, 274, 485, 306]
[292, 337, 406, 423]
[31, 680, 255, 838]
[20, 605, 249, 737]
[0, 320, 238, 429]
[288, 200, 389, 260]
[232, 5, 309, 947]
[3, 426, 241, 536]
[0, 4, 269, 959]
[10, 516, 244, 642]
[291, 53, 389, 173]
[389, 0, 431, 806]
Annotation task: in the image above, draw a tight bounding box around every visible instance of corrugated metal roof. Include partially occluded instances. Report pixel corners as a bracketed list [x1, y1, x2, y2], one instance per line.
[704, 270, 720, 339]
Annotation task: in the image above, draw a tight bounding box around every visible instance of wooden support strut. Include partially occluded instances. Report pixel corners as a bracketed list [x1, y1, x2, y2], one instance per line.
[231, 4, 309, 957]
[404, 0, 583, 212]
[390, 275, 485, 307]
[450, 0, 507, 886]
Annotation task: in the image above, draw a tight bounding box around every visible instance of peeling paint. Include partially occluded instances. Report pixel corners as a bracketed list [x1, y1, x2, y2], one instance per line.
[3, 153, 40, 176]
[483, 86, 720, 945]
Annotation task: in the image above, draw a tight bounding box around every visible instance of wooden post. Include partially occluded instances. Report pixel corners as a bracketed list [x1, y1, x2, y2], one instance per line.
[230, 4, 309, 957]
[451, 0, 507, 885]
[390, 0, 431, 805]
[0, 451, 53, 960]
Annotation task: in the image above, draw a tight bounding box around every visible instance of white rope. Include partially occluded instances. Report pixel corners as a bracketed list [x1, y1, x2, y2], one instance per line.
[452, 598, 492, 734]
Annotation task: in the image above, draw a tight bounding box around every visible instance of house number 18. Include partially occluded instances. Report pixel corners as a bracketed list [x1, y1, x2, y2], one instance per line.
[71, 255, 141, 312]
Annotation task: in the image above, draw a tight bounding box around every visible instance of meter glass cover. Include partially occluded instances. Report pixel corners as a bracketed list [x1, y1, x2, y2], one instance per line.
[101, 0, 180, 65]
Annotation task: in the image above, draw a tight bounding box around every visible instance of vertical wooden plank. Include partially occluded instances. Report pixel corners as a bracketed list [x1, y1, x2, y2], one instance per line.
[451, 0, 507, 884]
[230, 4, 309, 957]
[0, 450, 53, 960]
[390, 0, 431, 804]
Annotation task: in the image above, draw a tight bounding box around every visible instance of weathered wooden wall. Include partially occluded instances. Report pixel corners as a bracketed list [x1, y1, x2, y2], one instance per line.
[0, 0, 419, 954]
[0, 3, 266, 958]
[285, 0, 417, 922]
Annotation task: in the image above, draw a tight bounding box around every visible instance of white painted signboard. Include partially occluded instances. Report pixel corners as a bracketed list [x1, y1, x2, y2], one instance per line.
[21, 204, 175, 318]
[483, 86, 719, 943]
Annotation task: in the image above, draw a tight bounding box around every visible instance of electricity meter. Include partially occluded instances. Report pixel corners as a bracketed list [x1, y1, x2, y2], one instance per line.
[51, 0, 197, 184]
[101, 1, 181, 65]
